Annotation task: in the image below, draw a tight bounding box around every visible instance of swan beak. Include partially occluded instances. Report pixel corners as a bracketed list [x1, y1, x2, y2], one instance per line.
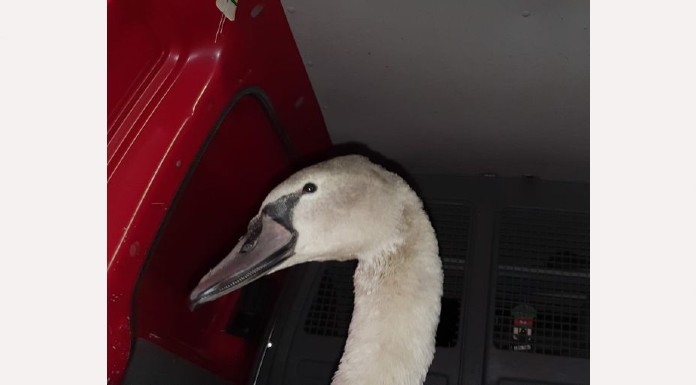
[189, 214, 297, 310]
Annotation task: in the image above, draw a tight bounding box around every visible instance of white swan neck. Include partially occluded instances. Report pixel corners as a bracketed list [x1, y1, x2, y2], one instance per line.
[331, 206, 442, 385]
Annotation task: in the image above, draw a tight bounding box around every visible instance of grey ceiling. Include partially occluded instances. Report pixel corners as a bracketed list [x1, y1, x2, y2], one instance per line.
[281, 0, 589, 182]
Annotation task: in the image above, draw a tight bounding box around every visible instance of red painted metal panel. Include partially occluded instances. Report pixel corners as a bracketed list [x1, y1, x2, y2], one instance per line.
[107, 0, 331, 383]
[135, 95, 294, 382]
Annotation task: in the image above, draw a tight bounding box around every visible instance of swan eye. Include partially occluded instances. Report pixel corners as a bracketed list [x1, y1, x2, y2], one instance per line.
[302, 183, 317, 194]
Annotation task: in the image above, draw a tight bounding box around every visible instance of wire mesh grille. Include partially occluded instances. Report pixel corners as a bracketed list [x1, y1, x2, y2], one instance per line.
[427, 202, 470, 299]
[303, 202, 470, 347]
[493, 207, 589, 359]
[303, 261, 357, 337]
[427, 202, 470, 347]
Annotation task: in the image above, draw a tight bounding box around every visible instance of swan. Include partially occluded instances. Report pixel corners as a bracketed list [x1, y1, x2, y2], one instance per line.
[190, 154, 443, 385]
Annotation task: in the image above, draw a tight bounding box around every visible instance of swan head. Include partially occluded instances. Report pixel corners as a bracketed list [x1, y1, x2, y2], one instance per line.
[189, 155, 413, 309]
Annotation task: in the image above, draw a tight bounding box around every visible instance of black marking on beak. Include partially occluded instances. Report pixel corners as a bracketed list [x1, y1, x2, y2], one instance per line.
[189, 192, 303, 310]
[261, 192, 300, 230]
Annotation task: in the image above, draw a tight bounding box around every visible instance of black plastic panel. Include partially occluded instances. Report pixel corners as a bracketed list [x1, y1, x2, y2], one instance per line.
[493, 208, 589, 359]
[123, 339, 232, 385]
